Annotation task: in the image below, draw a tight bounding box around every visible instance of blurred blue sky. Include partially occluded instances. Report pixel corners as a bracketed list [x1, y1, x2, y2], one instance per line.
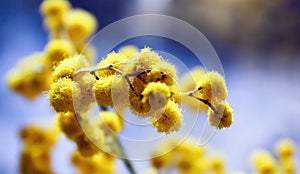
[0, 0, 300, 173]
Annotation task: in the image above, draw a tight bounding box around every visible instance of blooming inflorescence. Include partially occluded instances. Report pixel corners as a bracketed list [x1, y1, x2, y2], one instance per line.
[6, 0, 238, 173]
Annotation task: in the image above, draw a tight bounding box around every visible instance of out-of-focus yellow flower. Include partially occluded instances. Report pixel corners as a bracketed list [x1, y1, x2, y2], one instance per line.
[40, 0, 71, 36]
[196, 71, 228, 103]
[150, 100, 182, 133]
[98, 111, 124, 135]
[63, 9, 97, 43]
[252, 150, 277, 174]
[49, 77, 79, 112]
[151, 137, 208, 173]
[72, 150, 115, 174]
[6, 53, 51, 99]
[209, 156, 226, 174]
[118, 45, 139, 59]
[208, 102, 233, 129]
[275, 139, 297, 174]
[275, 139, 295, 160]
[19, 125, 58, 174]
[45, 39, 75, 65]
[57, 112, 104, 157]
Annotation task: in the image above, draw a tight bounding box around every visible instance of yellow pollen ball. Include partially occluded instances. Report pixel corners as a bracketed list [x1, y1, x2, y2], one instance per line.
[63, 9, 97, 43]
[49, 77, 79, 112]
[99, 111, 124, 135]
[45, 39, 75, 65]
[52, 55, 89, 82]
[6, 53, 52, 99]
[142, 82, 171, 110]
[208, 102, 233, 129]
[196, 71, 228, 103]
[94, 75, 114, 107]
[150, 100, 182, 133]
[118, 45, 139, 59]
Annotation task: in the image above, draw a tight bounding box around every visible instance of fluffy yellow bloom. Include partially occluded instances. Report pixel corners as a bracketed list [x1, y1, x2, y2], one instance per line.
[196, 71, 228, 103]
[180, 66, 208, 111]
[57, 112, 83, 141]
[275, 139, 296, 174]
[96, 52, 127, 77]
[99, 111, 124, 135]
[142, 82, 171, 110]
[63, 9, 97, 43]
[52, 55, 89, 82]
[118, 45, 139, 58]
[150, 100, 182, 133]
[275, 139, 295, 160]
[72, 151, 115, 174]
[45, 39, 75, 65]
[151, 137, 208, 173]
[19, 126, 58, 174]
[40, 0, 71, 34]
[149, 61, 176, 86]
[208, 102, 233, 129]
[75, 43, 97, 63]
[94, 75, 114, 107]
[6, 53, 51, 99]
[124, 47, 162, 74]
[57, 112, 104, 157]
[209, 156, 226, 174]
[252, 150, 277, 174]
[49, 77, 79, 112]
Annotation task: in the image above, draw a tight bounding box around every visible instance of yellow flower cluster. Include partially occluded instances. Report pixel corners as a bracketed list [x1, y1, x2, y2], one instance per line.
[151, 137, 227, 174]
[92, 47, 182, 133]
[252, 139, 297, 174]
[179, 67, 233, 129]
[72, 151, 115, 174]
[19, 125, 58, 174]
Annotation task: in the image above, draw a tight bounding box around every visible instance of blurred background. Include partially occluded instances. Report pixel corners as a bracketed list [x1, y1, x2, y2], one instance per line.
[0, 0, 300, 173]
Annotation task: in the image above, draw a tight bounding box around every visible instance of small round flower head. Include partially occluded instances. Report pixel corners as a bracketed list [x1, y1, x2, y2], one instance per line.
[209, 156, 226, 174]
[196, 71, 228, 103]
[98, 111, 124, 135]
[142, 82, 171, 111]
[20, 126, 57, 174]
[151, 147, 173, 169]
[75, 134, 101, 157]
[180, 67, 208, 111]
[252, 150, 276, 174]
[124, 47, 162, 74]
[208, 102, 233, 129]
[96, 52, 127, 77]
[118, 45, 139, 59]
[49, 77, 79, 112]
[75, 43, 97, 63]
[148, 61, 177, 86]
[150, 100, 183, 133]
[275, 139, 296, 160]
[57, 112, 83, 141]
[52, 55, 89, 81]
[129, 91, 151, 117]
[6, 53, 51, 99]
[20, 125, 57, 148]
[45, 39, 75, 65]
[72, 151, 115, 174]
[94, 75, 114, 107]
[40, 0, 71, 18]
[63, 9, 97, 43]
[40, 0, 71, 33]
